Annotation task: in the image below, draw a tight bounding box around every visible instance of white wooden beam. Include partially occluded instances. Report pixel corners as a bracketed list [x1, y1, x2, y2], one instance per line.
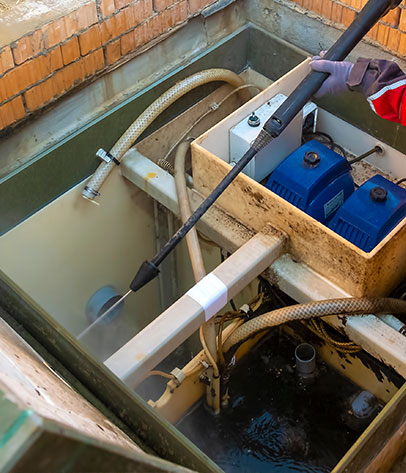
[105, 227, 286, 387]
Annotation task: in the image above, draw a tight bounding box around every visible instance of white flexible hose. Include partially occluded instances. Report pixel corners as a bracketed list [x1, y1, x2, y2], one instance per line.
[83, 68, 246, 200]
[223, 297, 406, 352]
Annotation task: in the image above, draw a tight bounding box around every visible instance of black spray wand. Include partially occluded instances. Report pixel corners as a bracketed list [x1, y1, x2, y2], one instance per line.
[101, 0, 402, 319]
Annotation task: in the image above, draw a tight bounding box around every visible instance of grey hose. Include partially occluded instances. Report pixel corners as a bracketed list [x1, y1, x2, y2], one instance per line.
[82, 68, 246, 201]
[174, 141, 221, 414]
[174, 141, 206, 282]
[223, 297, 406, 352]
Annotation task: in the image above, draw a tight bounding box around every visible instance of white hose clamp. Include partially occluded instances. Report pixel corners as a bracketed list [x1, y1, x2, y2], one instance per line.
[96, 148, 120, 166]
[170, 367, 185, 385]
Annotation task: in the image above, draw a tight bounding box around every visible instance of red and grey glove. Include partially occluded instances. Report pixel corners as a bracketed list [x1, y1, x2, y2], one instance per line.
[310, 59, 354, 98]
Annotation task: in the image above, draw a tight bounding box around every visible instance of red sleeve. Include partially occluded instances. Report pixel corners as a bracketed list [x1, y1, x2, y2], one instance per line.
[346, 58, 406, 125]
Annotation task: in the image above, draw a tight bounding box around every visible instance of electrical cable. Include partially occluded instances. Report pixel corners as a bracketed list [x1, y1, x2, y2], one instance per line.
[158, 83, 262, 169]
[145, 370, 175, 380]
[307, 318, 361, 354]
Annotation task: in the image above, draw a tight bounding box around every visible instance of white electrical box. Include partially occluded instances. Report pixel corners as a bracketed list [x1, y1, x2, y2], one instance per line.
[229, 93, 318, 182]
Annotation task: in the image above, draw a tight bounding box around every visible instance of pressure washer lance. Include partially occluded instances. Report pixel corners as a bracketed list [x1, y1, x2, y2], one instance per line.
[99, 0, 402, 321]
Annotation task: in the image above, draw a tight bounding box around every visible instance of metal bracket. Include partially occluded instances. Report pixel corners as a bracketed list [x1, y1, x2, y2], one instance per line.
[96, 148, 120, 166]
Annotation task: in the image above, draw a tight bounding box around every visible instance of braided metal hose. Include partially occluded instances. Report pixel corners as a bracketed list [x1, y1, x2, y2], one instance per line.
[223, 298, 406, 353]
[82, 68, 246, 200]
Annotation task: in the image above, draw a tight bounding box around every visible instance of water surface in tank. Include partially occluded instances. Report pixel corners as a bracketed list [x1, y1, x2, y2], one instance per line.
[177, 331, 367, 473]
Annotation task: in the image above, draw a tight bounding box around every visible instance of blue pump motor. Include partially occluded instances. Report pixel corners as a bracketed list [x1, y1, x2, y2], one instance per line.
[265, 140, 354, 224]
[328, 175, 406, 252]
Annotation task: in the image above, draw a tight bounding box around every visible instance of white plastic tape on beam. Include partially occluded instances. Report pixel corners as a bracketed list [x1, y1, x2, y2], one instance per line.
[186, 274, 228, 321]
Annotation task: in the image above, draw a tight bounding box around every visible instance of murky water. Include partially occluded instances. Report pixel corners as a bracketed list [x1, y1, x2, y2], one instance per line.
[177, 332, 362, 473]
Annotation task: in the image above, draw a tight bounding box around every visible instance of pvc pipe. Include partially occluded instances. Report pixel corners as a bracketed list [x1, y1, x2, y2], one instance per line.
[83, 68, 246, 201]
[295, 343, 316, 377]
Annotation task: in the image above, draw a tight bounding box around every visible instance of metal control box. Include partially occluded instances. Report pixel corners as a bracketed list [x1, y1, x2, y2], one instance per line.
[229, 93, 317, 181]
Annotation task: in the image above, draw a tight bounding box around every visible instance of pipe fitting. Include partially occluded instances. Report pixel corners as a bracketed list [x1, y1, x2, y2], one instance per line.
[295, 343, 316, 379]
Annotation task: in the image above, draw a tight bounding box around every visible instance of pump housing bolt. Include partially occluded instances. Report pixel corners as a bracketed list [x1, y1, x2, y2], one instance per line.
[370, 186, 388, 202]
[304, 151, 320, 167]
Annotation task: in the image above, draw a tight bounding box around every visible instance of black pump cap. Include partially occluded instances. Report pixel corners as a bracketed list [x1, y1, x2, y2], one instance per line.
[370, 186, 388, 202]
[304, 151, 320, 167]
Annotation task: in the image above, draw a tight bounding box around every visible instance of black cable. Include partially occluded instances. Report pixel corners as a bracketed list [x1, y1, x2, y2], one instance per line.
[396, 177, 406, 185]
[303, 131, 348, 160]
[332, 143, 348, 160]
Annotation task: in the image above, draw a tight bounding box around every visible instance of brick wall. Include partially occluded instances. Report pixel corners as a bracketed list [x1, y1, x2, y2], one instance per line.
[0, 0, 218, 132]
[291, 1, 406, 56]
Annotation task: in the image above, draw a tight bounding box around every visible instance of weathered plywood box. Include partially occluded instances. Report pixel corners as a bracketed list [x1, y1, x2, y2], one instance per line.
[191, 60, 406, 297]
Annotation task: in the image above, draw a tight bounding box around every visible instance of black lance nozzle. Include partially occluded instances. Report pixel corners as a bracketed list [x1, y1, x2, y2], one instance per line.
[128, 0, 402, 295]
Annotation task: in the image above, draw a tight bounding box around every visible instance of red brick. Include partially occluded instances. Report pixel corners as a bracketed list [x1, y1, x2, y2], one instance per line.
[115, 0, 132, 9]
[0, 48, 63, 102]
[100, 0, 116, 18]
[398, 32, 406, 56]
[12, 36, 33, 65]
[120, 20, 152, 54]
[12, 30, 47, 65]
[0, 46, 14, 76]
[148, 0, 187, 36]
[24, 78, 58, 110]
[188, 0, 215, 15]
[43, 18, 70, 49]
[83, 48, 105, 77]
[377, 23, 391, 47]
[154, 0, 177, 11]
[79, 25, 102, 56]
[126, 0, 153, 27]
[321, 0, 333, 20]
[61, 37, 81, 65]
[0, 96, 25, 128]
[399, 8, 406, 32]
[121, 29, 138, 55]
[105, 39, 121, 64]
[366, 23, 379, 42]
[387, 28, 401, 52]
[57, 60, 87, 93]
[312, 0, 323, 15]
[341, 6, 356, 27]
[64, 10, 80, 37]
[24, 62, 84, 111]
[331, 3, 343, 25]
[381, 7, 401, 27]
[77, 2, 98, 30]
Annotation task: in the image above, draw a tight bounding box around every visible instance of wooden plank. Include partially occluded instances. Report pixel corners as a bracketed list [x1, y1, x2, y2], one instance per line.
[105, 228, 286, 387]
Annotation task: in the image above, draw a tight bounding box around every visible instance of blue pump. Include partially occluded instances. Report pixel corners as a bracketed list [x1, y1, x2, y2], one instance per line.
[328, 175, 406, 252]
[265, 140, 355, 224]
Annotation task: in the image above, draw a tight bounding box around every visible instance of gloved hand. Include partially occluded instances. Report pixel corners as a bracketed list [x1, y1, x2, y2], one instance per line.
[310, 58, 354, 98]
